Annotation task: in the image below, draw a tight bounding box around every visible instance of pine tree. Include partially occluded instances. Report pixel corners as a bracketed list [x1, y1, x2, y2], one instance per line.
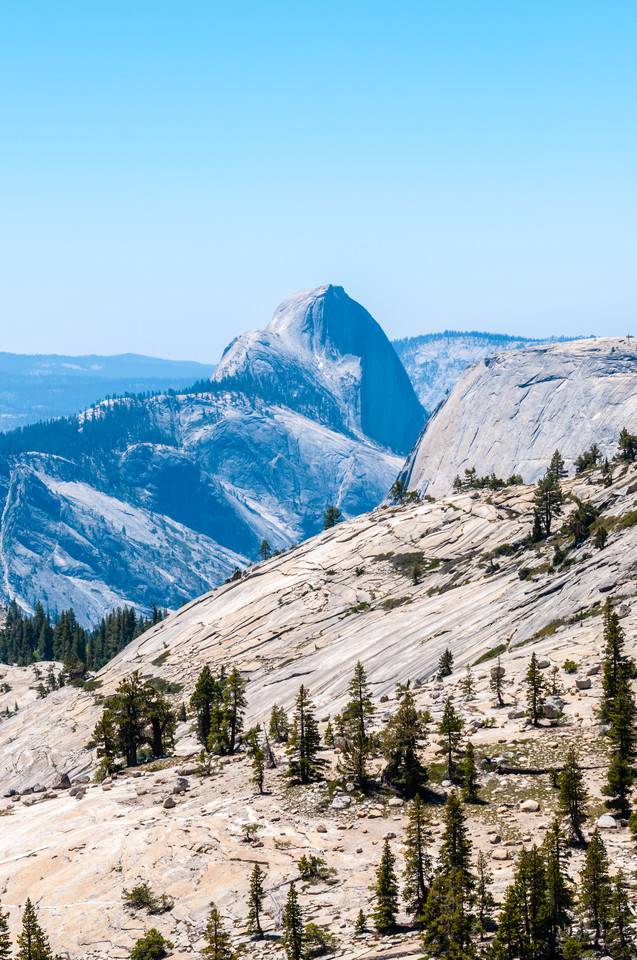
[492, 847, 549, 960]
[287, 685, 323, 784]
[437, 648, 454, 679]
[608, 870, 636, 960]
[129, 928, 173, 960]
[190, 665, 220, 745]
[354, 909, 366, 935]
[579, 828, 611, 950]
[421, 867, 475, 960]
[221, 666, 247, 755]
[202, 903, 234, 959]
[475, 851, 494, 941]
[558, 747, 588, 844]
[389, 477, 406, 504]
[543, 819, 573, 958]
[250, 741, 265, 794]
[604, 676, 636, 815]
[402, 795, 431, 923]
[380, 687, 429, 797]
[373, 839, 399, 934]
[460, 666, 475, 699]
[246, 864, 265, 938]
[0, 902, 11, 960]
[600, 598, 635, 720]
[490, 656, 506, 707]
[268, 704, 289, 743]
[460, 741, 480, 803]
[340, 660, 375, 785]
[617, 426, 637, 462]
[16, 899, 53, 960]
[323, 720, 335, 747]
[532, 455, 564, 538]
[525, 652, 546, 726]
[322, 504, 342, 529]
[439, 790, 473, 892]
[282, 883, 304, 960]
[258, 539, 272, 561]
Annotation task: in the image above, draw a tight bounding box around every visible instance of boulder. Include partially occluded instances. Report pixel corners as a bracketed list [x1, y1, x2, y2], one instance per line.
[519, 799, 540, 813]
[537, 659, 551, 670]
[596, 814, 617, 830]
[331, 795, 352, 811]
[53, 773, 72, 790]
[542, 697, 564, 720]
[491, 847, 510, 861]
[163, 796, 176, 809]
[576, 677, 592, 690]
[587, 664, 601, 676]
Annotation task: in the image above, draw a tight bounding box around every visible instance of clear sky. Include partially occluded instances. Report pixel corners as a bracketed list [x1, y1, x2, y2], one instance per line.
[1, 1, 636, 361]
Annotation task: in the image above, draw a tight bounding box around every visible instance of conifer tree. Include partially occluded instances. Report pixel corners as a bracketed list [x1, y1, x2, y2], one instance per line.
[525, 652, 546, 726]
[490, 656, 505, 707]
[144, 682, 177, 758]
[608, 870, 636, 960]
[421, 867, 474, 960]
[439, 790, 473, 892]
[202, 903, 234, 960]
[268, 704, 289, 743]
[258, 539, 272, 561]
[438, 697, 464, 781]
[190, 665, 220, 745]
[558, 747, 588, 844]
[246, 864, 265, 938]
[16, 899, 53, 960]
[323, 720, 335, 747]
[354, 910, 366, 935]
[322, 504, 342, 529]
[221, 667, 247, 754]
[492, 847, 549, 960]
[380, 687, 429, 797]
[287, 685, 323, 784]
[250, 740, 265, 794]
[532, 454, 564, 538]
[475, 851, 494, 941]
[617, 426, 637, 462]
[437, 648, 454, 679]
[543, 819, 573, 958]
[373, 839, 399, 934]
[460, 666, 475, 699]
[600, 598, 635, 720]
[460, 741, 480, 803]
[579, 829, 611, 950]
[129, 928, 172, 960]
[282, 883, 304, 960]
[402, 795, 431, 923]
[340, 660, 375, 785]
[604, 676, 636, 815]
[0, 902, 11, 960]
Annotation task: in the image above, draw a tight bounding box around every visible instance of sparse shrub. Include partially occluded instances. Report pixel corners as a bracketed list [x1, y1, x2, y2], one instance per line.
[563, 659, 578, 674]
[304, 922, 337, 956]
[123, 882, 174, 914]
[297, 853, 331, 882]
[129, 928, 172, 960]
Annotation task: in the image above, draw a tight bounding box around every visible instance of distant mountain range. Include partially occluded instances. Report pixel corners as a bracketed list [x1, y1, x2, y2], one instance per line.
[0, 286, 421, 623]
[0, 352, 213, 431]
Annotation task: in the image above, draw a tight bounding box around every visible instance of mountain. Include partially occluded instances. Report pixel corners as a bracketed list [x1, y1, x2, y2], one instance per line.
[393, 330, 553, 414]
[218, 284, 425, 455]
[404, 335, 637, 497]
[1, 459, 636, 958]
[0, 286, 421, 623]
[0, 352, 213, 431]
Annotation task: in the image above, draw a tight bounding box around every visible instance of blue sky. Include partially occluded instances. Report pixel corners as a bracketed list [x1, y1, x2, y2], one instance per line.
[1, 1, 635, 360]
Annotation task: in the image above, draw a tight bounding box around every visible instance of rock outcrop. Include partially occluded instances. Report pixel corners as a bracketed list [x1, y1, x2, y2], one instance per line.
[404, 336, 637, 496]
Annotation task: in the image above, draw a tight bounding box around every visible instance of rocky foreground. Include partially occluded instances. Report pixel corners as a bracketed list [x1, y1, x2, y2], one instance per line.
[1, 456, 637, 957]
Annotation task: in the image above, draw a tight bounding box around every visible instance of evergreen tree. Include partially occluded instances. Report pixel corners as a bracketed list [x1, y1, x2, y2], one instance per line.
[282, 883, 304, 960]
[268, 704, 289, 743]
[543, 819, 573, 958]
[258, 539, 272, 561]
[354, 910, 366, 935]
[608, 870, 636, 960]
[490, 656, 506, 707]
[129, 929, 172, 960]
[246, 864, 265, 938]
[475, 851, 494, 941]
[221, 667, 247, 754]
[250, 740, 265, 794]
[322, 504, 342, 529]
[402, 795, 431, 923]
[389, 477, 407, 505]
[340, 660, 375, 785]
[190, 665, 220, 745]
[579, 829, 611, 950]
[0, 902, 11, 960]
[438, 791, 473, 892]
[437, 648, 454, 679]
[16, 899, 53, 960]
[380, 687, 429, 797]
[323, 720, 335, 747]
[107, 670, 147, 767]
[287, 685, 323, 784]
[558, 747, 588, 844]
[600, 598, 635, 721]
[532, 455, 564, 538]
[617, 426, 637, 462]
[491, 847, 549, 960]
[421, 868, 474, 960]
[144, 682, 177, 758]
[525, 652, 546, 726]
[438, 697, 464, 781]
[460, 666, 475, 699]
[604, 675, 636, 815]
[373, 839, 399, 934]
[202, 904, 234, 960]
[460, 741, 480, 803]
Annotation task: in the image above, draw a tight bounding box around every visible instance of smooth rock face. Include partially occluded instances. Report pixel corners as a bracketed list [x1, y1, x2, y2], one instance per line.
[0, 286, 410, 623]
[405, 337, 637, 496]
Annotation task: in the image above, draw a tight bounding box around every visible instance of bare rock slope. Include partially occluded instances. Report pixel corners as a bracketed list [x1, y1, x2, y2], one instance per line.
[405, 336, 637, 496]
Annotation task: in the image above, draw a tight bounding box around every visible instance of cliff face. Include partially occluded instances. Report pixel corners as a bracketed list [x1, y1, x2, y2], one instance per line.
[404, 336, 637, 496]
